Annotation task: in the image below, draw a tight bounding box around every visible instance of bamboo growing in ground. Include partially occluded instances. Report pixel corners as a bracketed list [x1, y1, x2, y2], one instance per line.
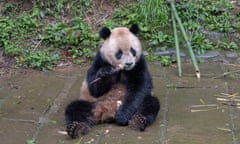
[171, 5, 182, 77]
[169, 0, 200, 78]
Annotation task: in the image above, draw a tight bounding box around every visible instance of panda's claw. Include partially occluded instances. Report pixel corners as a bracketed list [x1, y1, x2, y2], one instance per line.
[66, 121, 90, 139]
[128, 114, 146, 131]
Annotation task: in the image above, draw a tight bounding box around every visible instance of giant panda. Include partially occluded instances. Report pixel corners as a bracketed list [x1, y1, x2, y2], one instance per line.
[65, 24, 160, 139]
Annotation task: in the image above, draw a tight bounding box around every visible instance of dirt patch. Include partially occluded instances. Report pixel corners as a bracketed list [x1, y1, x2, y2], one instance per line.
[0, 48, 32, 79]
[85, 0, 134, 32]
[0, 51, 18, 78]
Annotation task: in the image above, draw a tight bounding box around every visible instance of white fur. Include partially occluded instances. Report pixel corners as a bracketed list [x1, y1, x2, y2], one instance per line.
[100, 27, 142, 70]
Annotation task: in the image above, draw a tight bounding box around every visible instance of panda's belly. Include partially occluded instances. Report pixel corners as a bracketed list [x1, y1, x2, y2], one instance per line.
[79, 79, 126, 123]
[79, 79, 126, 101]
[92, 83, 126, 123]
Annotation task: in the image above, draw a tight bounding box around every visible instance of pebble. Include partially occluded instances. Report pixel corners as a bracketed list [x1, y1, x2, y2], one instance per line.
[196, 50, 219, 59]
[154, 48, 186, 57]
[225, 52, 238, 58]
[137, 136, 143, 140]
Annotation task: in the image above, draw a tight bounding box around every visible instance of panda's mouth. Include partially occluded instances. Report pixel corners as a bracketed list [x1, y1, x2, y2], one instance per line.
[124, 67, 131, 71]
[124, 65, 134, 71]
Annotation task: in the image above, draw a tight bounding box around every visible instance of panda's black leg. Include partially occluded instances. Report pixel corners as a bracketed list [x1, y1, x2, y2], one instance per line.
[65, 100, 95, 139]
[128, 96, 160, 131]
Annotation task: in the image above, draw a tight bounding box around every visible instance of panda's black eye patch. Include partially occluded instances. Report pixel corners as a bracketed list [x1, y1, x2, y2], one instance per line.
[130, 47, 136, 57]
[115, 49, 123, 60]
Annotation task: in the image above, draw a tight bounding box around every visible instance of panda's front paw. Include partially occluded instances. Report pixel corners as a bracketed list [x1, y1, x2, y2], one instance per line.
[115, 110, 130, 126]
[96, 66, 115, 78]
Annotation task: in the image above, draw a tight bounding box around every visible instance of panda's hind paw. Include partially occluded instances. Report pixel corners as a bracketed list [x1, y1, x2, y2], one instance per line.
[128, 114, 146, 131]
[66, 121, 91, 139]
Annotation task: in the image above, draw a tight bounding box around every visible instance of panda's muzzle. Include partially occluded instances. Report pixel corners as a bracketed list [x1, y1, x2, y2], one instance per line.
[125, 62, 133, 66]
[124, 62, 134, 70]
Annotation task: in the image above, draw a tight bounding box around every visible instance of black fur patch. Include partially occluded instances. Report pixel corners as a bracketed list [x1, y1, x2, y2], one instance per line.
[130, 47, 136, 57]
[130, 24, 140, 35]
[115, 49, 123, 60]
[99, 27, 111, 40]
[65, 100, 94, 125]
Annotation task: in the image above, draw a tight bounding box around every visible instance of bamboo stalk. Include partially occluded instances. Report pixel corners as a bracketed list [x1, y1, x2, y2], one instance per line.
[217, 127, 231, 132]
[212, 69, 240, 79]
[217, 98, 240, 102]
[169, 0, 200, 78]
[2, 118, 36, 123]
[190, 104, 218, 108]
[220, 92, 239, 96]
[89, 64, 124, 85]
[223, 63, 240, 67]
[191, 107, 218, 112]
[171, 9, 182, 77]
[215, 95, 240, 99]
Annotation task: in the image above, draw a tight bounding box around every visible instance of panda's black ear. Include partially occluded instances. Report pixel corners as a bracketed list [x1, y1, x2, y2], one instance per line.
[130, 24, 140, 35]
[99, 27, 111, 40]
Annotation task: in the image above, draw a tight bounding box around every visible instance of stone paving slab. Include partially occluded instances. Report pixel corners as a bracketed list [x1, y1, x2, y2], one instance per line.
[162, 63, 240, 144]
[0, 62, 239, 144]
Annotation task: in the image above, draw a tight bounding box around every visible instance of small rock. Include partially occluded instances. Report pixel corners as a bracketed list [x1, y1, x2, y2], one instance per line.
[236, 57, 240, 64]
[104, 129, 110, 135]
[225, 52, 238, 58]
[154, 48, 186, 57]
[137, 136, 143, 140]
[196, 50, 219, 59]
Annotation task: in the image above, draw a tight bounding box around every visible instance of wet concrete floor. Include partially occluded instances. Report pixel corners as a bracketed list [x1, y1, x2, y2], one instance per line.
[0, 62, 239, 144]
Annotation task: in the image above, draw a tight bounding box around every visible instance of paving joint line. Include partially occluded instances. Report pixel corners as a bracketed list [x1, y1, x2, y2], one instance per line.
[159, 73, 170, 144]
[219, 63, 239, 144]
[31, 76, 77, 142]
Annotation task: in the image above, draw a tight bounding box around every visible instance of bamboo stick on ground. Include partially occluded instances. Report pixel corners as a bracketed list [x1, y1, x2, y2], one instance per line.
[191, 107, 219, 112]
[190, 104, 218, 108]
[212, 69, 240, 79]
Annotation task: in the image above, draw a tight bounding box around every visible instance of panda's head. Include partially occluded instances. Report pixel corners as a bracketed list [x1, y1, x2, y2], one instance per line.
[99, 24, 142, 71]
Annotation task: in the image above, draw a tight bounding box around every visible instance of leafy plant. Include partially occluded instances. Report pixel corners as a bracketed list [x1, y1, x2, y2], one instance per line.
[160, 56, 172, 66]
[176, 0, 237, 32]
[149, 31, 174, 47]
[218, 42, 238, 50]
[190, 33, 215, 54]
[16, 50, 60, 71]
[25, 140, 35, 144]
[137, 0, 169, 28]
[42, 17, 98, 60]
[145, 50, 160, 62]
[1, 0, 97, 70]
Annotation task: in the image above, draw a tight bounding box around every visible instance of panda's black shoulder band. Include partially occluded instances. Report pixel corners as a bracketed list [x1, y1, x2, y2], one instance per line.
[130, 24, 140, 35]
[99, 27, 111, 40]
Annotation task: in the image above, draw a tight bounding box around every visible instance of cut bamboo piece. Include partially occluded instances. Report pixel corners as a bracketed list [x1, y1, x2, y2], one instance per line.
[212, 69, 240, 79]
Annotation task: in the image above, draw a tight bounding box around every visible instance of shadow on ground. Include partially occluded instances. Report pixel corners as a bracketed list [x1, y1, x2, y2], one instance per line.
[0, 61, 240, 144]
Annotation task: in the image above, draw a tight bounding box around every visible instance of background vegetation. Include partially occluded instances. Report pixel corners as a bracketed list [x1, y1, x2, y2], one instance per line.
[0, 0, 239, 70]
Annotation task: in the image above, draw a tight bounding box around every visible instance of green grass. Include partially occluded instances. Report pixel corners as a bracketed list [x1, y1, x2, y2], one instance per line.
[104, 0, 239, 64]
[0, 0, 97, 70]
[0, 0, 239, 70]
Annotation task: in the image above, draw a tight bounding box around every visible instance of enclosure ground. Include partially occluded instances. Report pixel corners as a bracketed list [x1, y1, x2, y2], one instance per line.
[0, 61, 240, 144]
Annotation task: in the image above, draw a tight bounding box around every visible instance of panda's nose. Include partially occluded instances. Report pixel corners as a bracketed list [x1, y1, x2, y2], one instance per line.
[125, 62, 133, 66]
